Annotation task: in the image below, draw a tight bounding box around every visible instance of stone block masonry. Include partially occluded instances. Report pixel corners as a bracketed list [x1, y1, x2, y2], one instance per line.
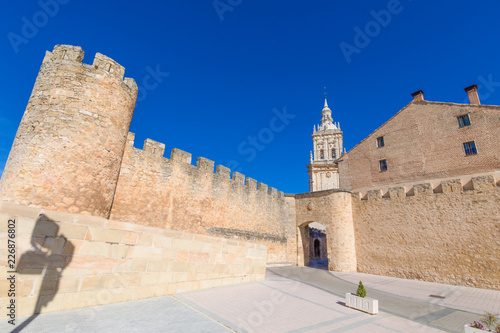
[352, 176, 500, 290]
[0, 203, 267, 318]
[109, 133, 295, 264]
[0, 45, 296, 266]
[0, 45, 138, 218]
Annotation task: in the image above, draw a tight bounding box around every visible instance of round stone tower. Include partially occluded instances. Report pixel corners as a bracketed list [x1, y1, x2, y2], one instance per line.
[325, 191, 357, 272]
[0, 45, 138, 218]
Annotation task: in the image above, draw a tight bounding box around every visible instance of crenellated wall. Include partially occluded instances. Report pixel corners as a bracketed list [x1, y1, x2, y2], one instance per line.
[1, 44, 498, 311]
[109, 134, 296, 264]
[352, 175, 500, 290]
[0, 45, 296, 266]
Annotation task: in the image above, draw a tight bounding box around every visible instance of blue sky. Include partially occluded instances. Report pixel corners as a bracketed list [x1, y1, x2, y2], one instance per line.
[1, 0, 500, 194]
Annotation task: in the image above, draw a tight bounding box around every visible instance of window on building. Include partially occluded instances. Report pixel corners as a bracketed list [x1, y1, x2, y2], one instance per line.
[377, 136, 385, 147]
[463, 141, 477, 155]
[457, 114, 471, 127]
[331, 148, 336, 159]
[320, 149, 324, 159]
[379, 159, 388, 171]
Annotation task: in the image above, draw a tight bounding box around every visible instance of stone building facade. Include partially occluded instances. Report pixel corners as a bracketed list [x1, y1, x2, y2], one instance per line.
[0, 45, 498, 318]
[307, 98, 343, 191]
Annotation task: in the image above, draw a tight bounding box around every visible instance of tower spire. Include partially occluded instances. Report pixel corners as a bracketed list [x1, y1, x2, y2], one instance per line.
[320, 92, 333, 128]
[324, 87, 328, 108]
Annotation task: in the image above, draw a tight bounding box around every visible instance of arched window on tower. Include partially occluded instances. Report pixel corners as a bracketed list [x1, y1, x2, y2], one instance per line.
[320, 149, 324, 159]
[331, 148, 336, 159]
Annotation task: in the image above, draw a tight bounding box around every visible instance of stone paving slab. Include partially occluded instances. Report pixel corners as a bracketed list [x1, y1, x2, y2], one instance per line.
[265, 267, 480, 333]
[178, 269, 453, 332]
[333, 271, 500, 315]
[1, 266, 497, 332]
[0, 295, 231, 333]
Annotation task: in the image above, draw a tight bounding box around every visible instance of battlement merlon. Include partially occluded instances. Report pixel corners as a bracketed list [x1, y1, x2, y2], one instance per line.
[232, 172, 245, 185]
[246, 178, 257, 190]
[93, 52, 125, 80]
[258, 183, 268, 192]
[441, 179, 462, 193]
[45, 44, 84, 62]
[358, 175, 498, 201]
[42, 45, 137, 93]
[143, 138, 165, 157]
[170, 148, 192, 164]
[269, 187, 278, 197]
[126, 136, 286, 197]
[388, 186, 406, 199]
[197, 157, 215, 173]
[472, 175, 497, 191]
[215, 165, 231, 178]
[127, 132, 136, 146]
[413, 183, 434, 196]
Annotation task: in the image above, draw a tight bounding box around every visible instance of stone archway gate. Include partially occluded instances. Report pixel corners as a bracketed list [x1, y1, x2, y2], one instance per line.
[294, 189, 357, 272]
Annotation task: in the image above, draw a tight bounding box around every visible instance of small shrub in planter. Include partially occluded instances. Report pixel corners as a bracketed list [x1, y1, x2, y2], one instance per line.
[345, 280, 378, 315]
[356, 281, 366, 298]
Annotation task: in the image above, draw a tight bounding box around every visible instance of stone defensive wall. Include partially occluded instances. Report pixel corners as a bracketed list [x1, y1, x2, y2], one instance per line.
[109, 133, 296, 264]
[0, 202, 266, 318]
[352, 175, 500, 290]
[0, 45, 282, 318]
[0, 44, 295, 267]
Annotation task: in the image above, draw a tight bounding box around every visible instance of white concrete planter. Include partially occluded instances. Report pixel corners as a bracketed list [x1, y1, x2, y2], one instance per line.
[464, 325, 488, 333]
[345, 293, 378, 315]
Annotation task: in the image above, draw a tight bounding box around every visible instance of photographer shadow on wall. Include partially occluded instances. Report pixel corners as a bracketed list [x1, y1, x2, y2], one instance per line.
[12, 214, 74, 333]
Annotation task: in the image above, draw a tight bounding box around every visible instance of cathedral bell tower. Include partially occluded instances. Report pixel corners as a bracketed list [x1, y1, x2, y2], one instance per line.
[307, 96, 344, 192]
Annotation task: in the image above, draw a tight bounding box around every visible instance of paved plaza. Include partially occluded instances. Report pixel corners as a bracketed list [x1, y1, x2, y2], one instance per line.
[2, 266, 499, 333]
